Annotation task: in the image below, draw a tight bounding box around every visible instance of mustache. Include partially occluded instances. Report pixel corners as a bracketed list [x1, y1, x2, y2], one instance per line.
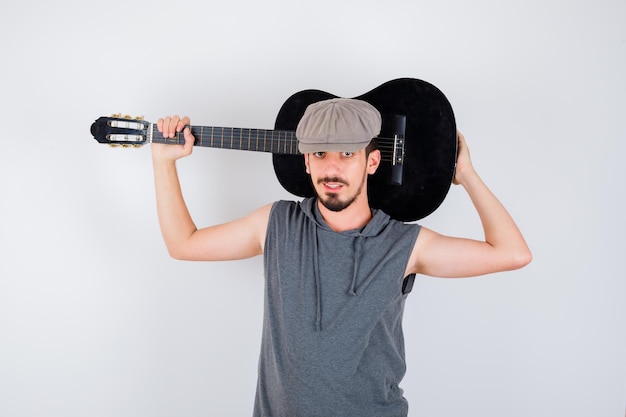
[318, 177, 349, 186]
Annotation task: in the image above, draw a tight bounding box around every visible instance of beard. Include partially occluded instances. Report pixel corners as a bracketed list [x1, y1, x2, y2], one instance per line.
[320, 193, 358, 212]
[316, 176, 364, 212]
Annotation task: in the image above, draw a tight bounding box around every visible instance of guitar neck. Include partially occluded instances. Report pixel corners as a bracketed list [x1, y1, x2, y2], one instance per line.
[150, 124, 300, 155]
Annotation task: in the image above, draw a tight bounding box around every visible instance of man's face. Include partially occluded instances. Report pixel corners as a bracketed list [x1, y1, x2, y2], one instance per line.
[304, 149, 381, 212]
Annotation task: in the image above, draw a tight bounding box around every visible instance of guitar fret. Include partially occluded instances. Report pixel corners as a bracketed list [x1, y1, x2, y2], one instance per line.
[290, 132, 294, 154]
[252, 129, 256, 151]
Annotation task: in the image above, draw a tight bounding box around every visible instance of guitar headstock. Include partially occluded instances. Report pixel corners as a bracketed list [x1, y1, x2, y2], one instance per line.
[90, 114, 151, 147]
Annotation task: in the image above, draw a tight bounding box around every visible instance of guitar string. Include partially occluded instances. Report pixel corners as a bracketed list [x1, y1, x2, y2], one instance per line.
[153, 128, 399, 147]
[148, 126, 402, 161]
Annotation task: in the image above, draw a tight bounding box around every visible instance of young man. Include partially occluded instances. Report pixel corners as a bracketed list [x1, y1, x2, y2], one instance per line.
[152, 98, 531, 417]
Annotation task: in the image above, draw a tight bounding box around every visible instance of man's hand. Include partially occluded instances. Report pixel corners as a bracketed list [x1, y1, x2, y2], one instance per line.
[152, 115, 194, 162]
[452, 130, 474, 186]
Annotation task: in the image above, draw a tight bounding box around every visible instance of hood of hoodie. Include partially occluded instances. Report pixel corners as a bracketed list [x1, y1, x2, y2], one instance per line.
[299, 197, 393, 331]
[299, 197, 391, 238]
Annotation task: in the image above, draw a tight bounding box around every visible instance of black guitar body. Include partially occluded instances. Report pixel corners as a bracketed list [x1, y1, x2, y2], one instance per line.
[272, 78, 457, 222]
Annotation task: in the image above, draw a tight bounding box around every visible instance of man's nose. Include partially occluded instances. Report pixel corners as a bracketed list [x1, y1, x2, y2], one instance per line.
[321, 154, 342, 174]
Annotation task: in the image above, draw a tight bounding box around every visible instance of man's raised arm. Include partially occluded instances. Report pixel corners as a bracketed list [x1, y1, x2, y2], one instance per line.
[407, 131, 532, 278]
[152, 115, 271, 262]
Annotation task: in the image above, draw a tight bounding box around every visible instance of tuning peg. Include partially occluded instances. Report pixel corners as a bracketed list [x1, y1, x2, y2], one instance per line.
[109, 144, 120, 148]
[134, 115, 145, 121]
[111, 113, 121, 118]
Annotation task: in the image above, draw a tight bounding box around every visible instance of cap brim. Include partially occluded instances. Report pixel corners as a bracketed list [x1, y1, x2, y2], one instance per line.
[298, 140, 370, 154]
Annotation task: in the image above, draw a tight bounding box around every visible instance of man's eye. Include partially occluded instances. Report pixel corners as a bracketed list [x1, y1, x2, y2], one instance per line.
[342, 152, 354, 157]
[314, 152, 325, 158]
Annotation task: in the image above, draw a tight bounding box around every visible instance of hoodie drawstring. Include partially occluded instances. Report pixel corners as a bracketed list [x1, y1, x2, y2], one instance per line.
[313, 226, 322, 332]
[349, 235, 365, 296]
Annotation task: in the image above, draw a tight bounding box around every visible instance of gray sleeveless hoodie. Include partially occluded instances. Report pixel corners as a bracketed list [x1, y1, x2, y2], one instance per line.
[254, 198, 421, 417]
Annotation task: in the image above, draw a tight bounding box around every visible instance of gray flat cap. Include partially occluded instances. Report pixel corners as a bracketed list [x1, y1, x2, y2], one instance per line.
[296, 98, 381, 153]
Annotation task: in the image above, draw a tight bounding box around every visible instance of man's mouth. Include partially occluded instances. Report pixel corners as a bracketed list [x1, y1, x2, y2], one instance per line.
[319, 177, 347, 192]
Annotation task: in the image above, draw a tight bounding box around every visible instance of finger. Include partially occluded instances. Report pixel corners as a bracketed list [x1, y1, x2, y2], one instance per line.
[161, 116, 172, 138]
[157, 118, 164, 133]
[178, 116, 191, 133]
[168, 115, 180, 138]
[183, 127, 195, 150]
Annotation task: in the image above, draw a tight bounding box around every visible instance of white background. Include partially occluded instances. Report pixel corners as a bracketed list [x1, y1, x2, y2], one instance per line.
[0, 0, 624, 416]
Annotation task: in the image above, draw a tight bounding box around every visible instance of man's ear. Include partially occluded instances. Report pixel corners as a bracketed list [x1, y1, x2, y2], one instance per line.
[367, 149, 381, 175]
[304, 153, 310, 174]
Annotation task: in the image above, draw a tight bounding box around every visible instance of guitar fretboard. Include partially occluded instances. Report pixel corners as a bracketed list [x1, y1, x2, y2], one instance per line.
[149, 124, 400, 162]
[151, 125, 300, 155]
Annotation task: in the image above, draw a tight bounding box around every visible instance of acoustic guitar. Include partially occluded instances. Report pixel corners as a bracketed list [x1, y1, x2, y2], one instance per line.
[90, 78, 457, 221]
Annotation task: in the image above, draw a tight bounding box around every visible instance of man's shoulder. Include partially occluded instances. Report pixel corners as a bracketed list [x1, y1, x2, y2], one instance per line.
[270, 198, 314, 214]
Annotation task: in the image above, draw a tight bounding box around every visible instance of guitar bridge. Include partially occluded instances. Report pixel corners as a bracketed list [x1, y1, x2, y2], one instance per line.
[389, 115, 406, 185]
